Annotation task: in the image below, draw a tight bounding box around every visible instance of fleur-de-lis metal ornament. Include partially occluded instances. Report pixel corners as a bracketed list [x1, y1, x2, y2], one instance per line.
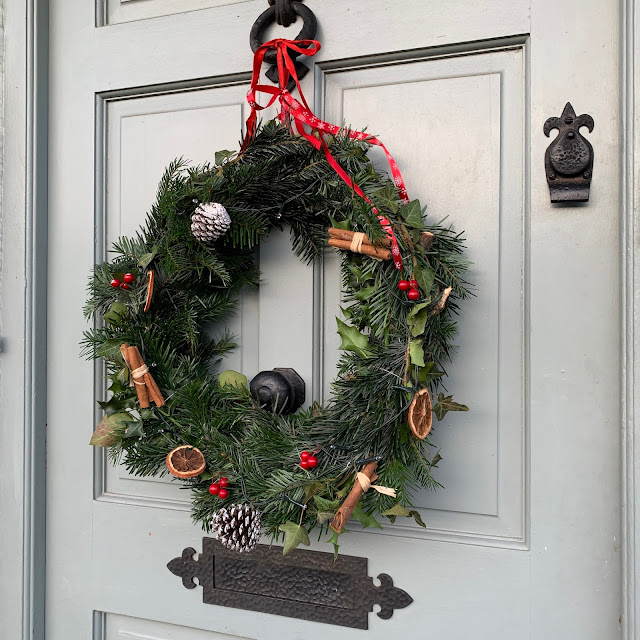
[544, 102, 595, 202]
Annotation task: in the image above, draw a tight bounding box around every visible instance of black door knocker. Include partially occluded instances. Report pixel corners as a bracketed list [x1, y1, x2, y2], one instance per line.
[249, 1, 318, 93]
[544, 102, 595, 203]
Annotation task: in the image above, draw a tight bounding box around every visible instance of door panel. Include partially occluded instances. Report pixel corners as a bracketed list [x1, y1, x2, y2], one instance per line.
[321, 46, 526, 545]
[105, 612, 255, 640]
[47, 0, 621, 638]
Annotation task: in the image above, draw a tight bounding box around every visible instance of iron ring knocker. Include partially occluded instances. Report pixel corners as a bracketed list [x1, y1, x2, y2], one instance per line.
[249, 1, 318, 92]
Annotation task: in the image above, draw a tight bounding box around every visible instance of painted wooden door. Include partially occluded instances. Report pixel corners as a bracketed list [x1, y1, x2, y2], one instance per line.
[46, 1, 622, 638]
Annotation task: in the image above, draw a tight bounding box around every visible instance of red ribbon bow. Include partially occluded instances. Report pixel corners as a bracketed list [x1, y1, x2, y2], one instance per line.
[243, 38, 408, 269]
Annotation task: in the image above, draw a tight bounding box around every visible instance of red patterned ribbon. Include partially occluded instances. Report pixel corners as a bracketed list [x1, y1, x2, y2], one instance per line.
[243, 38, 408, 269]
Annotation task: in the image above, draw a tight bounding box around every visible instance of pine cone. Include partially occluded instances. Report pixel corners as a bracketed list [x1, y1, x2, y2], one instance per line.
[190, 202, 231, 242]
[211, 504, 262, 553]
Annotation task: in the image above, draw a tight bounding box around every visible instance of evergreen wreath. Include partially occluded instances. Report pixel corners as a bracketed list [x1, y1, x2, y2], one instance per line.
[84, 119, 471, 556]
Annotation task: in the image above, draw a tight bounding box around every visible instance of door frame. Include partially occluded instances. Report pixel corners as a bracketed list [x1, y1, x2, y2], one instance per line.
[0, 0, 48, 638]
[621, 1, 640, 638]
[1, 1, 639, 638]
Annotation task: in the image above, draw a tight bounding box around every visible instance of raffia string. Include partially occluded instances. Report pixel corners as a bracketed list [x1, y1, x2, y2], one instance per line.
[356, 471, 396, 497]
[132, 364, 150, 385]
[350, 232, 366, 254]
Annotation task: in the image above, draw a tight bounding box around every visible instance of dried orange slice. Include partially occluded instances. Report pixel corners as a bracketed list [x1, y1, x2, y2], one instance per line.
[144, 270, 155, 313]
[166, 445, 206, 479]
[408, 388, 433, 440]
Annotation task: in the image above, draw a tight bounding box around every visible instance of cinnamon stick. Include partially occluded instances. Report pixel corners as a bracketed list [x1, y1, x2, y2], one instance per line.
[130, 346, 165, 407]
[328, 227, 391, 247]
[127, 345, 150, 408]
[330, 461, 379, 533]
[328, 238, 391, 260]
[144, 369, 165, 407]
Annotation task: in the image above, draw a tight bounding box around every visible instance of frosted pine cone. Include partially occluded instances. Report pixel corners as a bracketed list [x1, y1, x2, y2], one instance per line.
[211, 504, 262, 553]
[190, 202, 231, 242]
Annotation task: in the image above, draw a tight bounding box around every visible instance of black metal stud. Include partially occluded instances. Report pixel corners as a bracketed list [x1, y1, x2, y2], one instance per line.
[250, 368, 305, 414]
[544, 102, 595, 202]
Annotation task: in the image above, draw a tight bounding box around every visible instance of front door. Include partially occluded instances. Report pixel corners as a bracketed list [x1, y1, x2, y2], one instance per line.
[47, 1, 622, 638]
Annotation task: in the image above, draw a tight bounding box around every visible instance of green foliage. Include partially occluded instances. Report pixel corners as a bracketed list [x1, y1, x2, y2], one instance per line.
[83, 120, 471, 554]
[279, 521, 311, 555]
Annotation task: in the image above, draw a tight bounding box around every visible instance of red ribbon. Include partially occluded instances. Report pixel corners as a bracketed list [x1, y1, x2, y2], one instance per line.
[243, 38, 408, 270]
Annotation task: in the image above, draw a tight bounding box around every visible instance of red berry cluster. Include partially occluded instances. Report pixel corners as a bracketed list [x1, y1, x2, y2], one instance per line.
[299, 451, 318, 470]
[398, 278, 420, 301]
[111, 272, 135, 291]
[208, 476, 229, 499]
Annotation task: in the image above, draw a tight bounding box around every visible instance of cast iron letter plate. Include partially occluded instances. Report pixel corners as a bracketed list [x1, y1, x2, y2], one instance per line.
[168, 538, 413, 629]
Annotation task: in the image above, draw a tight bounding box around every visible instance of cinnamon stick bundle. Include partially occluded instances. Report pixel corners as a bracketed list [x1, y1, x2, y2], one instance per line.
[120, 343, 165, 408]
[328, 227, 391, 247]
[330, 461, 379, 533]
[327, 228, 392, 261]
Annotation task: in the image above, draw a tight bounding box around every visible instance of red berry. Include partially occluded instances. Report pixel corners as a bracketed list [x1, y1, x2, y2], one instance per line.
[398, 280, 410, 291]
[307, 455, 318, 468]
[300, 451, 310, 461]
[407, 289, 420, 301]
[208, 483, 220, 495]
[218, 488, 229, 499]
[120, 283, 130, 290]
[123, 273, 135, 284]
[219, 477, 229, 488]
[300, 460, 310, 469]
[110, 278, 121, 288]
[409, 279, 419, 289]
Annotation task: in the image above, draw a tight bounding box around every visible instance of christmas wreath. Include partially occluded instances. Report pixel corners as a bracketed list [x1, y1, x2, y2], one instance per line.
[84, 39, 470, 557]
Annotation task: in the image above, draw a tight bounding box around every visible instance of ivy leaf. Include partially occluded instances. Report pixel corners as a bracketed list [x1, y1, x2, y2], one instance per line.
[215, 149, 234, 165]
[381, 503, 411, 522]
[317, 511, 336, 524]
[218, 369, 248, 388]
[138, 245, 158, 269]
[409, 340, 425, 367]
[303, 482, 325, 502]
[372, 184, 399, 213]
[417, 361, 446, 385]
[278, 521, 310, 556]
[408, 309, 428, 337]
[103, 302, 128, 325]
[89, 411, 131, 446]
[399, 199, 424, 229]
[433, 393, 469, 421]
[313, 495, 341, 512]
[413, 262, 435, 296]
[327, 529, 347, 560]
[352, 504, 383, 529]
[407, 302, 429, 321]
[329, 215, 352, 231]
[381, 503, 426, 527]
[336, 318, 371, 357]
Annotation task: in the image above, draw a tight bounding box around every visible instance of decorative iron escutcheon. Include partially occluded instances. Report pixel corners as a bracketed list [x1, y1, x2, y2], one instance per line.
[168, 538, 413, 629]
[544, 102, 595, 202]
